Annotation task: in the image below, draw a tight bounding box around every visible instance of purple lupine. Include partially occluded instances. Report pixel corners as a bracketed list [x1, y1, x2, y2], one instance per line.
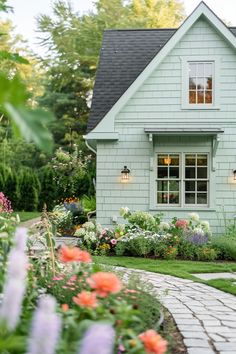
[0, 228, 28, 330]
[78, 323, 115, 354]
[26, 295, 62, 354]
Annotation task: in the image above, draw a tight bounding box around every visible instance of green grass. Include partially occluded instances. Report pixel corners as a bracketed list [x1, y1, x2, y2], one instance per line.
[94, 256, 236, 295]
[12, 211, 41, 222]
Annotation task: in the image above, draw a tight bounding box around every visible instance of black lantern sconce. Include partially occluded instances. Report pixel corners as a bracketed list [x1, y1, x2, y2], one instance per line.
[233, 170, 236, 180]
[121, 165, 130, 181]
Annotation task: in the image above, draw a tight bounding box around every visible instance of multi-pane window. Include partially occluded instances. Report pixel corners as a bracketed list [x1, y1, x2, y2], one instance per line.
[188, 62, 213, 104]
[185, 154, 208, 205]
[157, 154, 180, 205]
[156, 153, 209, 206]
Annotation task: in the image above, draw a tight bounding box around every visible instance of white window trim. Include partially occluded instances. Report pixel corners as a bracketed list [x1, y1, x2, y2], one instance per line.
[181, 56, 221, 110]
[149, 145, 215, 211]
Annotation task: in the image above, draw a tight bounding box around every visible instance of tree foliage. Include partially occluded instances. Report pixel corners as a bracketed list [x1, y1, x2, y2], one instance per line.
[37, 0, 185, 148]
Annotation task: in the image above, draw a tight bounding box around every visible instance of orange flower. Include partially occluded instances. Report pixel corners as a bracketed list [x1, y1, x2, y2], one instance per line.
[139, 330, 167, 354]
[87, 272, 122, 297]
[59, 246, 92, 263]
[61, 304, 69, 312]
[73, 291, 98, 308]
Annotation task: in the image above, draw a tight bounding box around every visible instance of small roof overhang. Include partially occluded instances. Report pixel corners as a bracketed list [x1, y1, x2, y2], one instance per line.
[144, 128, 224, 136]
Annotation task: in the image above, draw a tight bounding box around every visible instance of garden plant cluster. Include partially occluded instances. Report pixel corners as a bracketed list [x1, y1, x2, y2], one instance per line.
[0, 194, 169, 354]
[50, 202, 236, 262]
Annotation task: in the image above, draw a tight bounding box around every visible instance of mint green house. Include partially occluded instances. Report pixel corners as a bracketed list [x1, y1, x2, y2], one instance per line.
[85, 2, 236, 233]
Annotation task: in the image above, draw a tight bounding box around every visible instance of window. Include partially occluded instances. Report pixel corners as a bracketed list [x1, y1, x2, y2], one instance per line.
[181, 57, 219, 109]
[157, 154, 180, 205]
[156, 153, 209, 206]
[188, 62, 213, 105]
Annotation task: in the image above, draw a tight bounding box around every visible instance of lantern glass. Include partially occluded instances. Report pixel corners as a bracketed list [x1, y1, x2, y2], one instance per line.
[121, 166, 130, 181]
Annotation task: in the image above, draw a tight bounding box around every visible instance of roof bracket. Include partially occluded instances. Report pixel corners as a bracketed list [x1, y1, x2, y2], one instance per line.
[212, 135, 220, 171]
[149, 134, 154, 170]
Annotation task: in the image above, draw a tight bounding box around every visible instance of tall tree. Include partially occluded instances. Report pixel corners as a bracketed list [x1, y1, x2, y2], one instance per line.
[37, 0, 185, 149]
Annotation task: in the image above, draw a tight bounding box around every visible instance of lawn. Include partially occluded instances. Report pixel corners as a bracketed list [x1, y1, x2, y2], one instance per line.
[12, 211, 41, 222]
[94, 256, 236, 295]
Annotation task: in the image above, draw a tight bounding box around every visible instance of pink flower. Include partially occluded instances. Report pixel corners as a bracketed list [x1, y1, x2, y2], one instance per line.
[111, 239, 117, 245]
[87, 272, 122, 297]
[101, 229, 107, 236]
[175, 219, 188, 229]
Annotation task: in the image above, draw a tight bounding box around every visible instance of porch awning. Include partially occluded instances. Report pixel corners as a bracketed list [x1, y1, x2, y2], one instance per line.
[144, 128, 224, 136]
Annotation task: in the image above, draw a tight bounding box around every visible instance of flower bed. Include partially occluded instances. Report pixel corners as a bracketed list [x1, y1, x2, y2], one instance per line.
[0, 211, 175, 354]
[71, 209, 222, 261]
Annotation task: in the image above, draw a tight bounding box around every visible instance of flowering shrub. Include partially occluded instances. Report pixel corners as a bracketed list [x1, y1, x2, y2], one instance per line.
[0, 192, 13, 214]
[75, 221, 119, 255]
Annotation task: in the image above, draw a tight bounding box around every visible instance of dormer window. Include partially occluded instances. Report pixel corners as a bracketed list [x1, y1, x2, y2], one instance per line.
[188, 62, 213, 105]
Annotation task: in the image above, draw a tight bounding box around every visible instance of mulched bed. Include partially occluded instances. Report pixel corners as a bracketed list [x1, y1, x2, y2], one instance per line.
[161, 310, 187, 354]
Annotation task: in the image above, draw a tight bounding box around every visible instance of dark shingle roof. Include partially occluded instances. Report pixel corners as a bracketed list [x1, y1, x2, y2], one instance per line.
[87, 27, 236, 133]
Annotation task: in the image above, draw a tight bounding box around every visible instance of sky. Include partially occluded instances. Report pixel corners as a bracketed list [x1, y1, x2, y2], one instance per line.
[2, 0, 236, 56]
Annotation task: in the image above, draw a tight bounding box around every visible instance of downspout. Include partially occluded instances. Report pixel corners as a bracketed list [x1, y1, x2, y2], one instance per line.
[85, 139, 97, 155]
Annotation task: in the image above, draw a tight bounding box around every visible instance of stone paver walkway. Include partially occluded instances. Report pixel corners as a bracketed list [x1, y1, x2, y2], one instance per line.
[193, 273, 236, 281]
[117, 267, 236, 354]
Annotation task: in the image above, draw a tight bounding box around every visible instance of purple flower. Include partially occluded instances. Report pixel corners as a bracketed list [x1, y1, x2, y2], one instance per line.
[26, 295, 61, 354]
[185, 231, 209, 245]
[0, 279, 26, 330]
[0, 230, 28, 331]
[15, 227, 28, 251]
[78, 323, 115, 354]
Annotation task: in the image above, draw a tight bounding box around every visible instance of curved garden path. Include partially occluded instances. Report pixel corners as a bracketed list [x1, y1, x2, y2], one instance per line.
[118, 267, 236, 354]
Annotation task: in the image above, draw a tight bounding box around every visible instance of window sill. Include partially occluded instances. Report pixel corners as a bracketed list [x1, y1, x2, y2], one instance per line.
[149, 207, 216, 212]
[181, 105, 220, 111]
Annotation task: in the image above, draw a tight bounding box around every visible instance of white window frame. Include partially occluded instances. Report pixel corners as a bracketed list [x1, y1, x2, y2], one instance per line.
[181, 56, 220, 110]
[149, 144, 215, 211]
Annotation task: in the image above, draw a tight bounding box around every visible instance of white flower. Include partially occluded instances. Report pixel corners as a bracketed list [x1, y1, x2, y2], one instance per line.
[74, 228, 86, 237]
[193, 228, 205, 236]
[188, 212, 200, 222]
[159, 222, 170, 231]
[83, 222, 95, 230]
[84, 232, 97, 242]
[119, 207, 130, 217]
[96, 223, 103, 233]
[200, 220, 210, 231]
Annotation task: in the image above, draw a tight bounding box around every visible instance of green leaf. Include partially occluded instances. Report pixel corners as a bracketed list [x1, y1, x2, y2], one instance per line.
[0, 73, 28, 105]
[4, 104, 55, 153]
[0, 50, 29, 64]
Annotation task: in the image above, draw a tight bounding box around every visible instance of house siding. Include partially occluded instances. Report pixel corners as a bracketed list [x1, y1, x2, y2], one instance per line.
[96, 18, 236, 233]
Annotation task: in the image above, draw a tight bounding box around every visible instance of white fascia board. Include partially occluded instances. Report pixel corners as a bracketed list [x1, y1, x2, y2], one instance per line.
[90, 1, 236, 135]
[84, 132, 119, 140]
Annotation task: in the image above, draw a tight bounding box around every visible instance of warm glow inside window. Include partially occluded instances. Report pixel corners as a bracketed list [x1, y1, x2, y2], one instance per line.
[188, 62, 213, 104]
[157, 153, 209, 206]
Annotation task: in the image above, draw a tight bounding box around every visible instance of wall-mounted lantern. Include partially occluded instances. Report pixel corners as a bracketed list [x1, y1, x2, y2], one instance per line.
[233, 170, 236, 180]
[121, 165, 130, 181]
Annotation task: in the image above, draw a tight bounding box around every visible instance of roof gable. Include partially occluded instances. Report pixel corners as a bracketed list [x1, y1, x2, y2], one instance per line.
[86, 2, 236, 137]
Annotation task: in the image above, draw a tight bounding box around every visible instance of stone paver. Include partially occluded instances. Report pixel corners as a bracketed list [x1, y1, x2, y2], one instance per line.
[193, 272, 236, 280]
[116, 267, 236, 354]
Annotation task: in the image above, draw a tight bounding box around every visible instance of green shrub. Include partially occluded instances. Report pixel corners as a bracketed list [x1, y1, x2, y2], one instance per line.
[38, 166, 57, 210]
[115, 241, 128, 256]
[127, 236, 154, 257]
[17, 167, 40, 211]
[212, 236, 236, 260]
[195, 247, 218, 261]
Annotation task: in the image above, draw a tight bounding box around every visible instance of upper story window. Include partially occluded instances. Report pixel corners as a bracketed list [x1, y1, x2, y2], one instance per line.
[181, 57, 219, 109]
[188, 62, 213, 105]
